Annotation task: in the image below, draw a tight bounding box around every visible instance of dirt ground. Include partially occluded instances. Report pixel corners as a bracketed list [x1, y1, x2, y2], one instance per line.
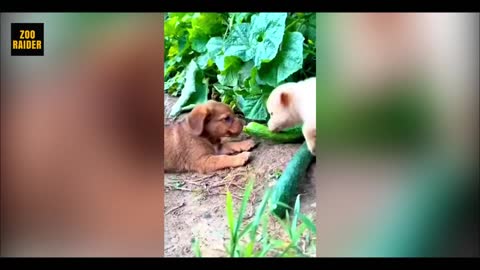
[164, 94, 316, 257]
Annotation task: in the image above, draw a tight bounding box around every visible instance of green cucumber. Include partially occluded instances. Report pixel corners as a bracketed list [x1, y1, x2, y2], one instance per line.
[243, 122, 304, 143]
[270, 142, 315, 218]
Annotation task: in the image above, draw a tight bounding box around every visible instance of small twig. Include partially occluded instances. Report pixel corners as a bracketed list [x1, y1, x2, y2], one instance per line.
[188, 173, 218, 183]
[230, 182, 245, 190]
[165, 201, 186, 215]
[208, 182, 227, 189]
[183, 180, 205, 186]
[223, 15, 234, 39]
[243, 203, 255, 220]
[285, 17, 303, 32]
[251, 192, 257, 205]
[172, 187, 196, 192]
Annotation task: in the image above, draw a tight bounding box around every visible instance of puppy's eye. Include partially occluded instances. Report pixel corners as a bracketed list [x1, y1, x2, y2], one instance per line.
[270, 112, 273, 116]
[224, 116, 233, 123]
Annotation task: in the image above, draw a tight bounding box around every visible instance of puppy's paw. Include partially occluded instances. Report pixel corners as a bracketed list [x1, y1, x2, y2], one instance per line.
[237, 151, 252, 165]
[241, 139, 257, 151]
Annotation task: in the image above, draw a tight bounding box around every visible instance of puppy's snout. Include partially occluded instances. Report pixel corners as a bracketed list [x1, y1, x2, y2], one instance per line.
[230, 117, 244, 135]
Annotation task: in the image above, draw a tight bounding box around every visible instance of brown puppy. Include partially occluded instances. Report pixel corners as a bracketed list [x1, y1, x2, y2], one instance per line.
[165, 100, 255, 174]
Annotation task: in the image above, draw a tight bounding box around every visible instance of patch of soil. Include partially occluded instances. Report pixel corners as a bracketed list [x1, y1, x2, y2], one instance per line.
[164, 94, 316, 257]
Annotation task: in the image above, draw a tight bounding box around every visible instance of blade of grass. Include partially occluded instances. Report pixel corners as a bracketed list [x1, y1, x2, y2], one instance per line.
[234, 179, 254, 236]
[192, 237, 202, 257]
[296, 223, 307, 239]
[276, 201, 293, 208]
[292, 195, 301, 233]
[225, 189, 235, 256]
[229, 178, 254, 257]
[284, 210, 292, 239]
[270, 239, 290, 250]
[244, 240, 255, 257]
[275, 201, 294, 214]
[272, 214, 291, 237]
[258, 243, 272, 257]
[261, 208, 269, 247]
[250, 188, 272, 240]
[279, 243, 294, 257]
[236, 242, 244, 257]
[299, 213, 317, 235]
[290, 195, 301, 244]
[253, 188, 272, 227]
[238, 222, 254, 240]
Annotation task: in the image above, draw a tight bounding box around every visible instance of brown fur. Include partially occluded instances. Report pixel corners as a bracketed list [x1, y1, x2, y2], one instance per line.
[164, 101, 255, 174]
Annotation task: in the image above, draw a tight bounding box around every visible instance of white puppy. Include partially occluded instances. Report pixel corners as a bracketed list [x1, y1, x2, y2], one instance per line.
[266, 77, 316, 155]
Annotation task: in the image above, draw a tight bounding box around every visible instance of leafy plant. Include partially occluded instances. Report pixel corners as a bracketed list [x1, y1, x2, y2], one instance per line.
[164, 12, 316, 121]
[193, 179, 316, 257]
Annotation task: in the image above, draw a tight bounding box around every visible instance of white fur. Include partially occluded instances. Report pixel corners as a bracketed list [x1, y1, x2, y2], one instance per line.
[266, 77, 317, 155]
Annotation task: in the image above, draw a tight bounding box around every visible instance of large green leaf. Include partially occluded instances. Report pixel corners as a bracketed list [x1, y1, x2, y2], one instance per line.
[224, 13, 287, 68]
[191, 13, 225, 36]
[164, 56, 182, 79]
[206, 37, 223, 57]
[164, 13, 193, 38]
[164, 12, 316, 124]
[217, 56, 242, 87]
[237, 94, 269, 121]
[196, 53, 211, 69]
[249, 13, 287, 67]
[247, 67, 262, 95]
[190, 30, 209, 53]
[164, 16, 180, 37]
[206, 37, 226, 70]
[164, 68, 186, 96]
[238, 60, 255, 86]
[169, 60, 209, 117]
[189, 13, 225, 53]
[223, 23, 253, 62]
[167, 33, 189, 58]
[304, 13, 316, 43]
[257, 32, 304, 87]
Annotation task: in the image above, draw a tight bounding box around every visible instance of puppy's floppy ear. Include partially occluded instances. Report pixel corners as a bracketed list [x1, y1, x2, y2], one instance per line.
[280, 92, 290, 107]
[186, 104, 209, 136]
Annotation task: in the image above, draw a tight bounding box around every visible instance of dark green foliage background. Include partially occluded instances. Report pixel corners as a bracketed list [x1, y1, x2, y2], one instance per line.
[164, 13, 316, 122]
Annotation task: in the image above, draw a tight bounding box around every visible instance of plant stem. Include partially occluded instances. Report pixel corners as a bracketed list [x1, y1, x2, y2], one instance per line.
[285, 17, 303, 32]
[223, 16, 234, 40]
